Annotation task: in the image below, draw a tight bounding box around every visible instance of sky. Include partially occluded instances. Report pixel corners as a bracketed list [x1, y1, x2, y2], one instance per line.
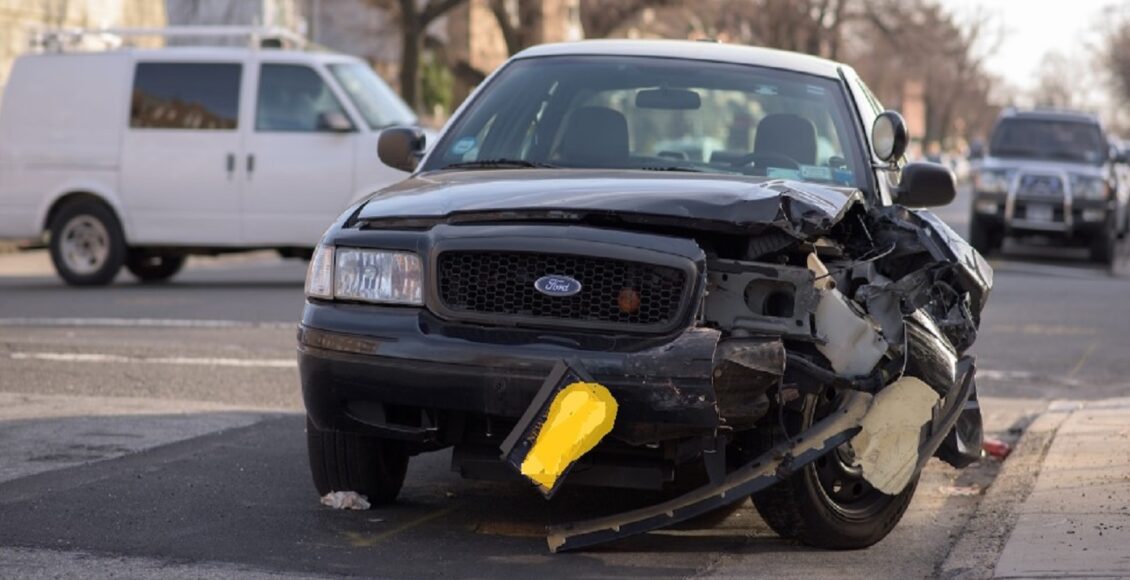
[944, 0, 1111, 94]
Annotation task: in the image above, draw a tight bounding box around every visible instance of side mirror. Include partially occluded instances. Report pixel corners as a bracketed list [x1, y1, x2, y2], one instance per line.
[317, 111, 353, 133]
[896, 162, 956, 207]
[871, 110, 909, 163]
[378, 126, 426, 173]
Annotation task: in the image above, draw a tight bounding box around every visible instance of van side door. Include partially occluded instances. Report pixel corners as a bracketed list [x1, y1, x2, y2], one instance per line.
[241, 61, 356, 247]
[120, 60, 245, 245]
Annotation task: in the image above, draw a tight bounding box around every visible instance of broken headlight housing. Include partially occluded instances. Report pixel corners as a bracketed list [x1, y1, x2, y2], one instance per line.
[304, 245, 424, 305]
[1070, 175, 1110, 200]
[972, 169, 1013, 194]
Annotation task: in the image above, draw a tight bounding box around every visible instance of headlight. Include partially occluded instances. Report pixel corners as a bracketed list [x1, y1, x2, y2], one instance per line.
[973, 169, 1013, 194]
[334, 248, 423, 305]
[1071, 175, 1110, 200]
[305, 244, 334, 299]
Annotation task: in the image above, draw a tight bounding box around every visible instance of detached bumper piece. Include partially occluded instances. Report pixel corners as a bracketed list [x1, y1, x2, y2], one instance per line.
[545, 359, 978, 553]
[547, 390, 872, 552]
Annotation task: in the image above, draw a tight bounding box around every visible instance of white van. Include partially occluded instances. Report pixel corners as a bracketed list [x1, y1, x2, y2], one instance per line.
[0, 28, 418, 285]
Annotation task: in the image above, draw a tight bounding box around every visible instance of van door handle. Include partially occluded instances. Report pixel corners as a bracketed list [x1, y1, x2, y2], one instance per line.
[247, 154, 255, 175]
[225, 153, 235, 176]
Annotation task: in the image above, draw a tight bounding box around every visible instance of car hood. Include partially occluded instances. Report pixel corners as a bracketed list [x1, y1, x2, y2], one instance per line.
[355, 169, 865, 237]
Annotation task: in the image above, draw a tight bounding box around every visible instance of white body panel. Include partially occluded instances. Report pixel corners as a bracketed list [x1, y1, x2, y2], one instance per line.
[0, 45, 415, 249]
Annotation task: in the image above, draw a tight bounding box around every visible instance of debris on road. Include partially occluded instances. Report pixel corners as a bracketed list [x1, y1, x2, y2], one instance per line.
[939, 485, 982, 497]
[320, 491, 371, 510]
[983, 437, 1012, 460]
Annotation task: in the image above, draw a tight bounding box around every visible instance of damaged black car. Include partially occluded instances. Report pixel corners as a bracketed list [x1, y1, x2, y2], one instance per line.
[299, 40, 993, 552]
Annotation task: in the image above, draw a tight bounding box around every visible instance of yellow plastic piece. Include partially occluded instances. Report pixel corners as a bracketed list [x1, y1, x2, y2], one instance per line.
[520, 381, 618, 492]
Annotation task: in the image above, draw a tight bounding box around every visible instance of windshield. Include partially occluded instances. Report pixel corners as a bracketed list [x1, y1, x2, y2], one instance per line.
[989, 118, 1107, 165]
[423, 56, 868, 189]
[328, 62, 417, 130]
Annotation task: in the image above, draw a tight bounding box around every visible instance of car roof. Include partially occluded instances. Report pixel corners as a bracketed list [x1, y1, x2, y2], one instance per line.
[513, 40, 847, 79]
[1000, 108, 1101, 125]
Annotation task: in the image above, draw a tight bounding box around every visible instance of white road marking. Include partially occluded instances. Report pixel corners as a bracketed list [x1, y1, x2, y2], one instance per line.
[8, 352, 296, 368]
[0, 317, 294, 329]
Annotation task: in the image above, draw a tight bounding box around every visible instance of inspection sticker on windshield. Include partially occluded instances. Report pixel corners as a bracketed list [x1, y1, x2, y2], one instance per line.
[755, 85, 778, 96]
[806, 85, 826, 95]
[800, 165, 833, 181]
[450, 136, 477, 156]
[766, 167, 802, 180]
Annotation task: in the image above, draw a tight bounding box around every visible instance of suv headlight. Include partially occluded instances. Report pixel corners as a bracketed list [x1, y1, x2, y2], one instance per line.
[304, 245, 424, 305]
[973, 169, 1013, 194]
[334, 248, 423, 305]
[1071, 175, 1110, 200]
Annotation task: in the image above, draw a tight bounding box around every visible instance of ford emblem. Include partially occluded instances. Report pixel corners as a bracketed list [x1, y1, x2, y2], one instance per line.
[534, 275, 582, 297]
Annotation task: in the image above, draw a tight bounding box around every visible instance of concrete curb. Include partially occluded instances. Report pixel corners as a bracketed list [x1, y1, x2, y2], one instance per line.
[936, 402, 1075, 579]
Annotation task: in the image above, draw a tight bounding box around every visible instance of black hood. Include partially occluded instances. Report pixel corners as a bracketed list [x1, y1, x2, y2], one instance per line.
[355, 169, 865, 237]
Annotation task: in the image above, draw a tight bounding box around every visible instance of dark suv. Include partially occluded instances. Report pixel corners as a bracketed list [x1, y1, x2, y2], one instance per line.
[969, 109, 1129, 263]
[299, 40, 992, 552]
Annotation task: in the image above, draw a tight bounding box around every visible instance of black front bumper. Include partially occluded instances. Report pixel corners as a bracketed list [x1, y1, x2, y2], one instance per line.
[299, 302, 722, 447]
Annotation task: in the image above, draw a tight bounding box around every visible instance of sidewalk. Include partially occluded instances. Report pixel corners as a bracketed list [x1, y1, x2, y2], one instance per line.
[991, 399, 1130, 578]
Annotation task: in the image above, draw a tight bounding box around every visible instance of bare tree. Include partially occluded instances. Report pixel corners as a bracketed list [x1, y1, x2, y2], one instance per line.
[367, 0, 468, 111]
[578, 0, 680, 39]
[1099, 4, 1130, 111]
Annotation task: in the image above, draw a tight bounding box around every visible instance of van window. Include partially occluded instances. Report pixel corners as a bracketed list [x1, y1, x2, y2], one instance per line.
[256, 64, 350, 132]
[130, 63, 241, 130]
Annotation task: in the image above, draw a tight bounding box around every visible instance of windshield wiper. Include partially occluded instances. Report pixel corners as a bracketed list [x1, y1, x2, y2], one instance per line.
[442, 159, 559, 170]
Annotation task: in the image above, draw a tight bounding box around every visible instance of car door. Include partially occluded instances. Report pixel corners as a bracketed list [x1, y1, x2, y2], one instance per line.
[120, 60, 246, 245]
[242, 61, 356, 247]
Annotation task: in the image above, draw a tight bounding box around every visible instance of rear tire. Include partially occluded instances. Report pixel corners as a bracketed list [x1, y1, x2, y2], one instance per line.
[306, 417, 409, 506]
[48, 199, 126, 286]
[751, 390, 919, 549]
[126, 253, 186, 283]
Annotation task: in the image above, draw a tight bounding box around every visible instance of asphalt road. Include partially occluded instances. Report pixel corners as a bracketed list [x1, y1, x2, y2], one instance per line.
[1, 185, 1128, 578]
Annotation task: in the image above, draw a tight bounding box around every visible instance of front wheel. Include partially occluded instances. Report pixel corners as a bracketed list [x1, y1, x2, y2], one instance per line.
[752, 390, 919, 549]
[968, 214, 1001, 257]
[126, 253, 186, 283]
[48, 200, 126, 286]
[1089, 218, 1117, 265]
[306, 417, 409, 505]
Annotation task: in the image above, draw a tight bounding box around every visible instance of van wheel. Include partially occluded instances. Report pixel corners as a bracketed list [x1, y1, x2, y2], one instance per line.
[126, 253, 186, 283]
[49, 200, 126, 286]
[306, 417, 409, 506]
[751, 390, 919, 549]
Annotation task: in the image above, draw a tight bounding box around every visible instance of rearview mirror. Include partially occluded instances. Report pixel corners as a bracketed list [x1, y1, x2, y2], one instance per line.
[378, 126, 426, 173]
[636, 87, 701, 110]
[872, 111, 909, 162]
[317, 111, 353, 133]
[896, 162, 956, 208]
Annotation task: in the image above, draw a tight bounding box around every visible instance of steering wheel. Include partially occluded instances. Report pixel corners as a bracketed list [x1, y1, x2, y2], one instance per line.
[731, 151, 802, 170]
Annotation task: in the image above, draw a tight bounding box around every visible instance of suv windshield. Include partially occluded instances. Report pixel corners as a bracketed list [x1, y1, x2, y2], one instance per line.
[423, 55, 868, 189]
[989, 118, 1107, 165]
[328, 62, 417, 130]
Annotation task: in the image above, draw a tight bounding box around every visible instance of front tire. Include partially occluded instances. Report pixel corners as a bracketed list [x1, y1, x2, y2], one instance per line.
[126, 252, 186, 283]
[752, 390, 919, 549]
[1089, 217, 1117, 265]
[968, 214, 1001, 257]
[306, 417, 409, 506]
[48, 200, 126, 286]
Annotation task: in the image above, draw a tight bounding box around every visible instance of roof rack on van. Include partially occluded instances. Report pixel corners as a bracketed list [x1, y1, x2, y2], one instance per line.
[29, 26, 309, 52]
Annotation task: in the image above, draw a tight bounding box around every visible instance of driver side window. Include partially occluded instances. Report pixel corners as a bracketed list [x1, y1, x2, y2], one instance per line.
[256, 64, 350, 132]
